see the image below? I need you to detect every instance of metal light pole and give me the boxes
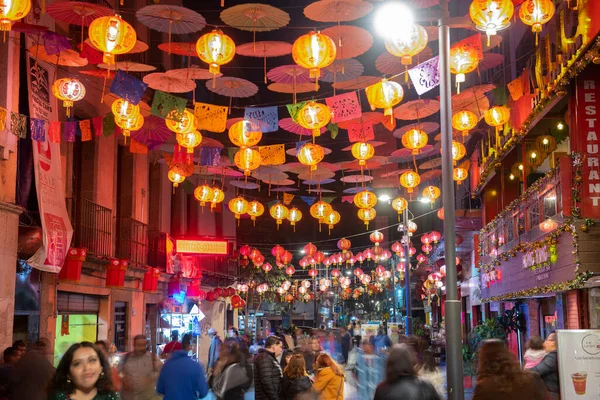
[439,0,464,397]
[403,207,412,335]
[391,257,397,322]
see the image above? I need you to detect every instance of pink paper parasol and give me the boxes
[279,118,326,136]
[452,84,494,118]
[393,122,440,138]
[166,66,220,80]
[85,38,149,54]
[421,169,442,181]
[340,174,374,183]
[230,180,261,190]
[136,5,206,42]
[267,65,312,85]
[271,187,298,192]
[394,99,440,120]
[28,45,88,67]
[321,25,373,60]
[79,69,116,79]
[220,4,290,38]
[390,145,437,161]
[197,166,243,177]
[308,188,335,194]
[207,77,258,98]
[304,0,373,22]
[375,47,434,75]
[297,168,336,181]
[130,115,173,150]
[236,41,293,83]
[320,58,364,83]
[143,73,196,93]
[479,53,504,71]
[268,82,318,103]
[337,112,385,129]
[47,1,113,48]
[419,158,442,170]
[98,61,156,72]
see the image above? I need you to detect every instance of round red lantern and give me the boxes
[391,241,402,256]
[214,287,224,297]
[285,266,296,276]
[313,251,325,264]
[375,265,386,276]
[308,268,318,278]
[337,238,351,253]
[422,244,433,254]
[206,291,217,302]
[239,245,251,258]
[262,263,273,273]
[353,268,363,277]
[331,268,341,277]
[282,251,293,264]
[417,254,427,263]
[437,209,444,220]
[430,231,441,243]
[271,245,285,258]
[304,243,317,256]
[369,231,384,246]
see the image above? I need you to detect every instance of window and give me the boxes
[114,302,127,352]
[506,216,515,243]
[543,190,557,218]
[528,200,540,231]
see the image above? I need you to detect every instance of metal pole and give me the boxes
[439,2,464,398]
[391,257,397,322]
[403,207,412,335]
[313,277,318,328]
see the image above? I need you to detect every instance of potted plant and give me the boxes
[462,344,475,389]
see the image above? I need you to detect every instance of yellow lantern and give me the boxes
[422,185,441,204]
[535,135,557,154]
[310,201,332,222]
[292,31,336,81]
[269,202,289,228]
[450,45,479,93]
[297,143,325,171]
[451,140,467,164]
[228,120,262,148]
[112,98,140,121]
[52,78,86,117]
[166,109,195,134]
[526,149,543,168]
[357,208,376,229]
[0,0,31,33]
[391,197,408,220]
[195,29,236,75]
[296,101,331,137]
[453,167,469,184]
[176,130,203,154]
[401,129,428,155]
[452,110,478,138]
[247,200,265,225]
[234,148,261,176]
[469,0,514,46]
[365,79,404,119]
[325,210,340,233]
[168,168,185,188]
[484,106,510,137]
[228,196,249,219]
[519,0,555,45]
[399,170,421,193]
[115,113,143,139]
[384,24,428,66]
[351,142,375,167]
[210,187,225,209]
[88,15,137,65]
[354,190,377,209]
[287,207,303,231]
[194,184,214,207]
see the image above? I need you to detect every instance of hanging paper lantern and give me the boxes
[296,101,331,137]
[112,98,140,121]
[88,15,137,65]
[194,184,214,206]
[451,110,478,138]
[357,208,376,229]
[247,200,265,224]
[518,0,555,45]
[401,129,428,155]
[272,245,285,258]
[421,234,432,245]
[391,241,403,256]
[331,268,341,278]
[195,29,236,75]
[262,263,272,273]
[0,0,31,33]
[292,31,336,80]
[469,0,514,46]
[115,113,144,138]
[430,231,441,243]
[422,244,433,254]
[365,79,404,118]
[437,208,444,220]
[52,78,86,117]
[308,268,318,278]
[535,135,557,154]
[370,231,384,246]
[228,120,262,148]
[453,167,469,184]
[166,108,195,135]
[299,257,309,269]
[176,130,203,154]
[384,24,428,65]
[391,196,408,219]
[234,147,262,176]
[417,254,427,263]
[210,187,225,209]
[363,248,374,260]
[399,170,421,193]
[297,143,325,171]
[168,168,185,188]
[270,203,289,227]
[325,210,340,233]
[353,190,377,209]
[228,196,248,219]
[450,45,479,93]
[304,243,317,256]
[282,250,293,264]
[313,251,326,264]
[407,221,417,233]
[353,268,363,277]
[422,186,441,203]
[337,238,351,253]
[451,141,467,164]
[526,149,543,168]
[287,207,303,230]
[351,142,375,167]
[310,201,332,222]
[484,106,510,134]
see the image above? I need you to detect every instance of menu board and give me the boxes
[557,330,600,399]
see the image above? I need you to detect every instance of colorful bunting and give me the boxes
[194,102,228,133]
[328,122,339,139]
[227,147,237,164]
[199,147,221,166]
[325,92,361,123]
[322,196,335,204]
[80,120,92,141]
[64,121,77,142]
[259,144,286,165]
[408,56,440,96]
[347,120,375,142]
[151,90,187,119]
[286,101,307,123]
[48,121,61,143]
[129,139,148,154]
[110,70,148,106]
[244,106,279,133]
[10,113,26,138]
[341,195,354,203]
[283,193,295,205]
[300,196,317,206]
[30,118,46,142]
[92,116,103,137]
[103,114,116,138]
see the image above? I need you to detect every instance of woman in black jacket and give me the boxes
[211,339,253,400]
[529,333,560,399]
[373,344,440,400]
[280,354,313,399]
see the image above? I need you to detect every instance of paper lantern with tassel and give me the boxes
[228,196,248,219]
[353,189,377,209]
[384,24,428,66]
[310,200,332,223]
[234,147,261,176]
[228,120,262,148]
[401,129,428,155]
[296,101,331,137]
[176,130,203,154]
[391,197,408,220]
[519,0,555,46]
[210,187,225,209]
[194,184,214,207]
[0,0,31,34]
[365,79,404,119]
[451,140,467,164]
[422,185,441,204]
[325,210,340,234]
[399,170,421,193]
[469,0,514,46]
[270,202,289,228]
[535,134,557,154]
[450,45,479,93]
[287,207,302,231]
[52,78,86,117]
[115,113,143,140]
[452,109,478,138]
[484,106,510,135]
[195,29,236,76]
[88,15,137,65]
[292,31,336,84]
[168,168,185,188]
[112,98,139,121]
[297,143,325,171]
[166,108,195,135]
[453,167,469,184]
[357,207,376,229]
[351,142,375,167]
[247,200,265,225]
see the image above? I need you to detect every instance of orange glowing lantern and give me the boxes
[401,129,428,155]
[297,143,325,171]
[370,231,384,246]
[357,207,376,229]
[337,238,351,253]
[166,108,195,134]
[0,0,30,34]
[325,210,340,233]
[292,31,336,82]
[228,120,262,148]
[195,29,236,76]
[353,190,377,209]
[269,202,289,228]
[52,78,86,117]
[247,200,265,225]
[234,147,261,176]
[384,24,428,66]
[451,140,467,165]
[450,45,479,93]
[469,0,514,46]
[310,201,332,222]
[176,130,203,154]
[115,113,143,139]
[399,170,421,193]
[437,208,444,220]
[210,187,225,209]
[228,196,248,219]
[535,135,557,154]
[112,98,139,121]
[407,221,418,233]
[365,79,404,119]
[453,167,469,184]
[452,110,478,138]
[194,184,214,206]
[287,207,302,231]
[422,186,441,204]
[392,196,408,220]
[484,106,510,135]
[519,0,555,45]
[167,168,185,188]
[296,101,331,137]
[351,142,375,167]
[88,15,137,65]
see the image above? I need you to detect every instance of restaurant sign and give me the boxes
[175,239,229,255]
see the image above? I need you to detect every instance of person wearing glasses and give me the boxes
[254,336,284,400]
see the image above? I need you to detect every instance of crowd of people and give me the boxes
[0,326,562,400]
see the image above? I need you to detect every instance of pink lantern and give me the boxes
[430,272,442,282]
[349,256,356,265]
[276,260,285,269]
[353,268,363,277]
[331,268,341,277]
[304,243,317,256]
[417,254,427,263]
[239,245,251,258]
[299,257,309,268]
[302,280,311,288]
[337,238,351,253]
[409,247,416,256]
[361,275,371,285]
[421,234,432,245]
[422,244,433,254]
[391,241,403,256]
[396,263,405,272]
[319,284,327,292]
[262,263,272,273]
[254,254,265,265]
[355,253,365,264]
[375,265,386,276]
[271,245,285,258]
[336,253,344,264]
[430,231,441,243]
[324,258,332,267]
[282,250,293,264]
[249,248,261,261]
[369,231,384,246]
[363,248,374,260]
[277,287,286,294]
[384,270,392,279]
[299,286,307,294]
[308,268,318,278]
[314,251,325,264]
[285,266,296,276]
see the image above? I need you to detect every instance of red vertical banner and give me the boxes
[574,65,600,218]
[559,156,573,217]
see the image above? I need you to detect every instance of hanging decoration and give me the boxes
[292,31,337,88]
[287,207,303,231]
[247,200,265,225]
[484,105,510,138]
[195,29,236,76]
[392,197,408,220]
[52,78,86,117]
[365,79,404,121]
[88,15,137,65]
[235,147,262,176]
[112,98,140,121]
[353,189,377,209]
[325,210,340,234]
[297,142,325,171]
[168,168,186,188]
[401,129,428,155]
[384,24,428,75]
[210,187,225,209]
[228,196,249,220]
[269,202,290,228]
[310,200,333,231]
[357,207,376,229]
[175,130,203,155]
[469,0,514,46]
[422,185,441,204]
[399,170,421,193]
[451,140,467,165]
[228,120,262,147]
[453,166,469,184]
[351,142,375,169]
[115,112,144,141]
[451,109,478,139]
[295,101,331,138]
[535,134,557,154]
[166,108,195,135]
[0,0,31,35]
[450,43,479,93]
[194,184,213,207]
[518,0,555,45]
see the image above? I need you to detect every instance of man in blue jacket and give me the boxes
[157,333,208,400]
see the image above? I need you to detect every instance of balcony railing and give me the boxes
[116,217,149,266]
[148,231,168,270]
[73,199,113,258]
[480,166,564,264]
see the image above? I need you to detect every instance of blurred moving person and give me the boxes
[210,340,252,400]
[523,336,546,369]
[11,339,54,400]
[529,333,560,399]
[313,353,344,400]
[119,335,162,400]
[255,336,284,400]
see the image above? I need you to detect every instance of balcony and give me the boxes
[72,198,113,258]
[116,217,149,266]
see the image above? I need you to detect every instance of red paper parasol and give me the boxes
[98,61,156,72]
[304,0,373,22]
[47,1,113,47]
[130,115,173,150]
[226,117,243,129]
[421,169,442,181]
[321,25,373,60]
[166,66,220,80]
[136,5,206,43]
[85,38,149,54]
[332,76,380,90]
[158,42,196,56]
[340,174,374,183]
[11,22,48,34]
[236,41,293,83]
[375,47,434,75]
[28,45,88,67]
[419,159,442,171]
[279,118,327,136]
[394,99,440,120]
[78,69,116,79]
[452,84,494,118]
[321,58,364,83]
[220,4,290,37]
[478,53,504,71]
[390,145,437,161]
[207,77,258,99]
[254,172,289,183]
[380,168,411,178]
[143,72,196,93]
[266,178,296,186]
[393,122,440,138]
[271,187,298,192]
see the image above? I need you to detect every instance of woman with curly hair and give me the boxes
[474,339,547,400]
[48,342,119,400]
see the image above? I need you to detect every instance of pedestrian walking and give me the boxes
[11,339,54,400]
[0,347,20,400]
[160,331,182,360]
[254,336,284,400]
[529,333,560,399]
[210,339,252,400]
[313,353,344,400]
[95,341,121,392]
[207,328,223,373]
[280,354,313,400]
[119,335,162,400]
[340,328,351,364]
[47,342,119,400]
[156,334,208,400]
[417,350,445,397]
[523,336,546,369]
[475,339,547,400]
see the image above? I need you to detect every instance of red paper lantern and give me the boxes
[375,265,386,275]
[197,289,207,301]
[417,254,427,263]
[370,231,384,246]
[285,266,296,276]
[391,241,403,256]
[262,263,273,273]
[239,245,251,258]
[421,234,432,245]
[422,244,433,254]
[337,238,351,253]
[240,258,249,268]
[304,243,317,256]
[106,258,127,288]
[206,291,217,302]
[168,275,183,296]
[331,268,341,277]
[142,267,160,293]
[231,294,242,308]
[249,248,262,261]
[271,245,285,258]
[214,287,224,297]
[282,251,293,264]
[437,209,444,220]
[313,251,325,264]
[430,231,441,243]
[308,268,318,277]
[59,248,87,283]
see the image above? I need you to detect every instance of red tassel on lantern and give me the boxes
[142,267,160,293]
[106,259,128,288]
[59,248,87,283]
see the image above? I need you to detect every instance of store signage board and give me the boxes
[175,239,228,255]
[557,330,600,399]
